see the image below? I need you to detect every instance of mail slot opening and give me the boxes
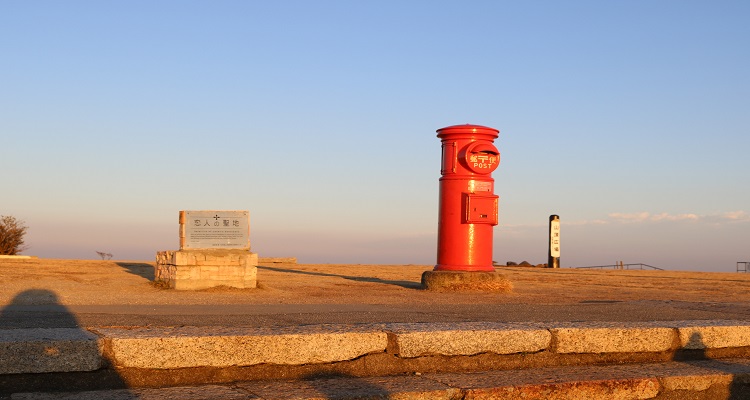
[470,143,499,156]
[460,142,500,174]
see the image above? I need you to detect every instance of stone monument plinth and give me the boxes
[155,210,258,290]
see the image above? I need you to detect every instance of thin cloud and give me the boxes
[497,211,749,232]
[608,212,700,223]
[607,212,651,223]
[719,211,750,221]
[564,219,608,226]
[607,211,748,224]
[651,213,700,222]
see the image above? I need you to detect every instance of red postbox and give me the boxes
[435,124,500,272]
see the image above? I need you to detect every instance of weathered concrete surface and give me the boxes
[5,321,750,375]
[672,320,750,349]
[10,385,258,400]
[11,359,750,399]
[237,375,461,400]
[427,359,750,399]
[0,328,101,374]
[386,322,550,357]
[94,325,388,369]
[550,322,675,354]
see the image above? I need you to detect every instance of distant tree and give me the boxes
[0,216,28,255]
[96,251,113,260]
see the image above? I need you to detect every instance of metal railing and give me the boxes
[575,263,664,271]
[738,262,750,273]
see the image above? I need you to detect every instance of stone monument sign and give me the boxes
[155,210,258,290]
[180,210,250,250]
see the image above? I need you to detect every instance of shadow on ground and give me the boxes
[116,262,155,280]
[674,331,750,399]
[0,289,130,396]
[258,265,422,290]
[239,372,400,399]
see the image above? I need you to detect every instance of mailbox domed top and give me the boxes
[436,124,499,139]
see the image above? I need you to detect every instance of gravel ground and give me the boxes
[1,258,749,307]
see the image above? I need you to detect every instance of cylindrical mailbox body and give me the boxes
[435,124,500,272]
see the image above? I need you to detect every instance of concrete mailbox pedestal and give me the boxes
[155,210,258,290]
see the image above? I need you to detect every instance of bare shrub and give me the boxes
[0,216,29,255]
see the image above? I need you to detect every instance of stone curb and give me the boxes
[2,320,750,374]
[385,322,551,357]
[11,358,750,399]
[94,325,388,369]
[0,329,101,374]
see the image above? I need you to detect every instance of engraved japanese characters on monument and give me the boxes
[180,210,249,250]
[155,210,258,290]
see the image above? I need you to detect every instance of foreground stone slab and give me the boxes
[5,321,750,381]
[387,322,550,358]
[12,359,750,399]
[11,385,257,400]
[656,358,750,391]
[427,359,750,400]
[672,320,750,349]
[431,371,660,400]
[238,375,460,400]
[0,328,101,374]
[94,325,388,369]
[550,322,675,354]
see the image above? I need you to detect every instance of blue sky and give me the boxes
[2,1,748,271]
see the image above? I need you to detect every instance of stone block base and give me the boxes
[155,250,258,290]
[421,271,513,292]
